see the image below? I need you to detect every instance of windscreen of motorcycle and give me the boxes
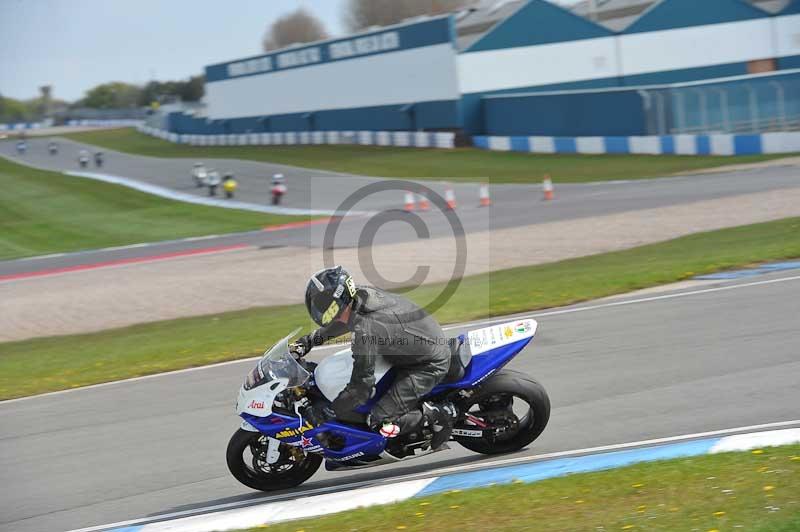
[243,328,309,391]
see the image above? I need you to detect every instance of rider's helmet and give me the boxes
[194,162,203,167]
[305,266,357,326]
[272,173,284,184]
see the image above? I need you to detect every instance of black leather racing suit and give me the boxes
[304,286,451,433]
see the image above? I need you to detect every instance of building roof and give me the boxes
[566,0,789,31]
[453,0,788,49]
[455,0,529,49]
[779,0,800,13]
[622,0,769,34]
[458,0,613,52]
[568,0,653,30]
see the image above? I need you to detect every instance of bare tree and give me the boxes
[262,8,329,52]
[344,0,470,32]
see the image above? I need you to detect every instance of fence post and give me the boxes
[744,84,759,133]
[692,88,709,133]
[637,89,654,135]
[768,80,787,131]
[714,88,731,133]
[653,91,667,135]
[672,90,686,134]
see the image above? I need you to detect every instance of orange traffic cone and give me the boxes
[417,193,430,211]
[404,191,416,212]
[543,175,554,201]
[445,185,457,210]
[479,183,491,207]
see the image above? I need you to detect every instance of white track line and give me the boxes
[4,233,237,263]
[3,272,798,406]
[65,419,800,532]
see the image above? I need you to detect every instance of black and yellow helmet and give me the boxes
[305,266,357,326]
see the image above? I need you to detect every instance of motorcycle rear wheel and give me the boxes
[454,369,550,455]
[226,429,322,491]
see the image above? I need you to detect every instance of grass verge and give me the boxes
[62,128,792,184]
[1,217,799,400]
[0,156,308,260]
[238,444,800,532]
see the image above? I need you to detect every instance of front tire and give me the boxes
[454,369,550,455]
[226,429,322,491]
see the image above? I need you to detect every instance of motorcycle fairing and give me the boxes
[241,412,386,460]
[430,335,535,393]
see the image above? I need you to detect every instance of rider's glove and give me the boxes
[289,341,307,357]
[291,333,318,357]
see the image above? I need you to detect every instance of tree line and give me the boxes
[262,0,470,51]
[3,1,469,123]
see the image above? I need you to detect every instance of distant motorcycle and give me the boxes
[227,319,550,491]
[271,174,287,205]
[192,163,208,188]
[207,169,221,196]
[48,142,58,155]
[78,150,90,168]
[94,152,104,168]
[16,141,27,155]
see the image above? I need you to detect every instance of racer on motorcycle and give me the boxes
[293,266,456,449]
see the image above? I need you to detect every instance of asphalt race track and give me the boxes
[1,271,798,532]
[2,136,799,278]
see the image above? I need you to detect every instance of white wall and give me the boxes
[774,13,800,59]
[458,16,792,96]
[457,36,619,94]
[206,43,459,119]
[619,18,774,77]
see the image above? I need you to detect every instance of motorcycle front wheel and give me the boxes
[453,369,550,455]
[226,429,322,491]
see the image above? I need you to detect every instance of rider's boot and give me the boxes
[423,401,457,450]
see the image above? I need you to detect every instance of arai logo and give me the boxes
[248,400,265,409]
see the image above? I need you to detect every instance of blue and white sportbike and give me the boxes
[226,319,550,491]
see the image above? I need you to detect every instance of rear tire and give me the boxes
[226,429,322,491]
[454,369,550,455]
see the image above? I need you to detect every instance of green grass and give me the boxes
[238,444,800,532]
[1,217,799,400]
[0,156,308,260]
[63,128,793,184]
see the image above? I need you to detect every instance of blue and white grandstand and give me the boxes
[143,0,800,154]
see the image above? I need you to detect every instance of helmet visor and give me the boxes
[310,292,340,325]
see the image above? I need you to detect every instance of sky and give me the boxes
[0,0,584,103]
[0,0,347,102]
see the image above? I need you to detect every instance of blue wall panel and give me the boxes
[206,17,455,82]
[509,136,530,151]
[167,100,459,135]
[483,89,646,137]
[461,77,619,135]
[604,137,630,153]
[779,54,800,70]
[624,0,767,34]
[554,137,577,153]
[696,135,711,155]
[734,134,762,154]
[660,136,676,154]
[621,61,749,86]
[466,0,611,52]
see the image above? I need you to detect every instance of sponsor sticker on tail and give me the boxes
[467,319,537,355]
